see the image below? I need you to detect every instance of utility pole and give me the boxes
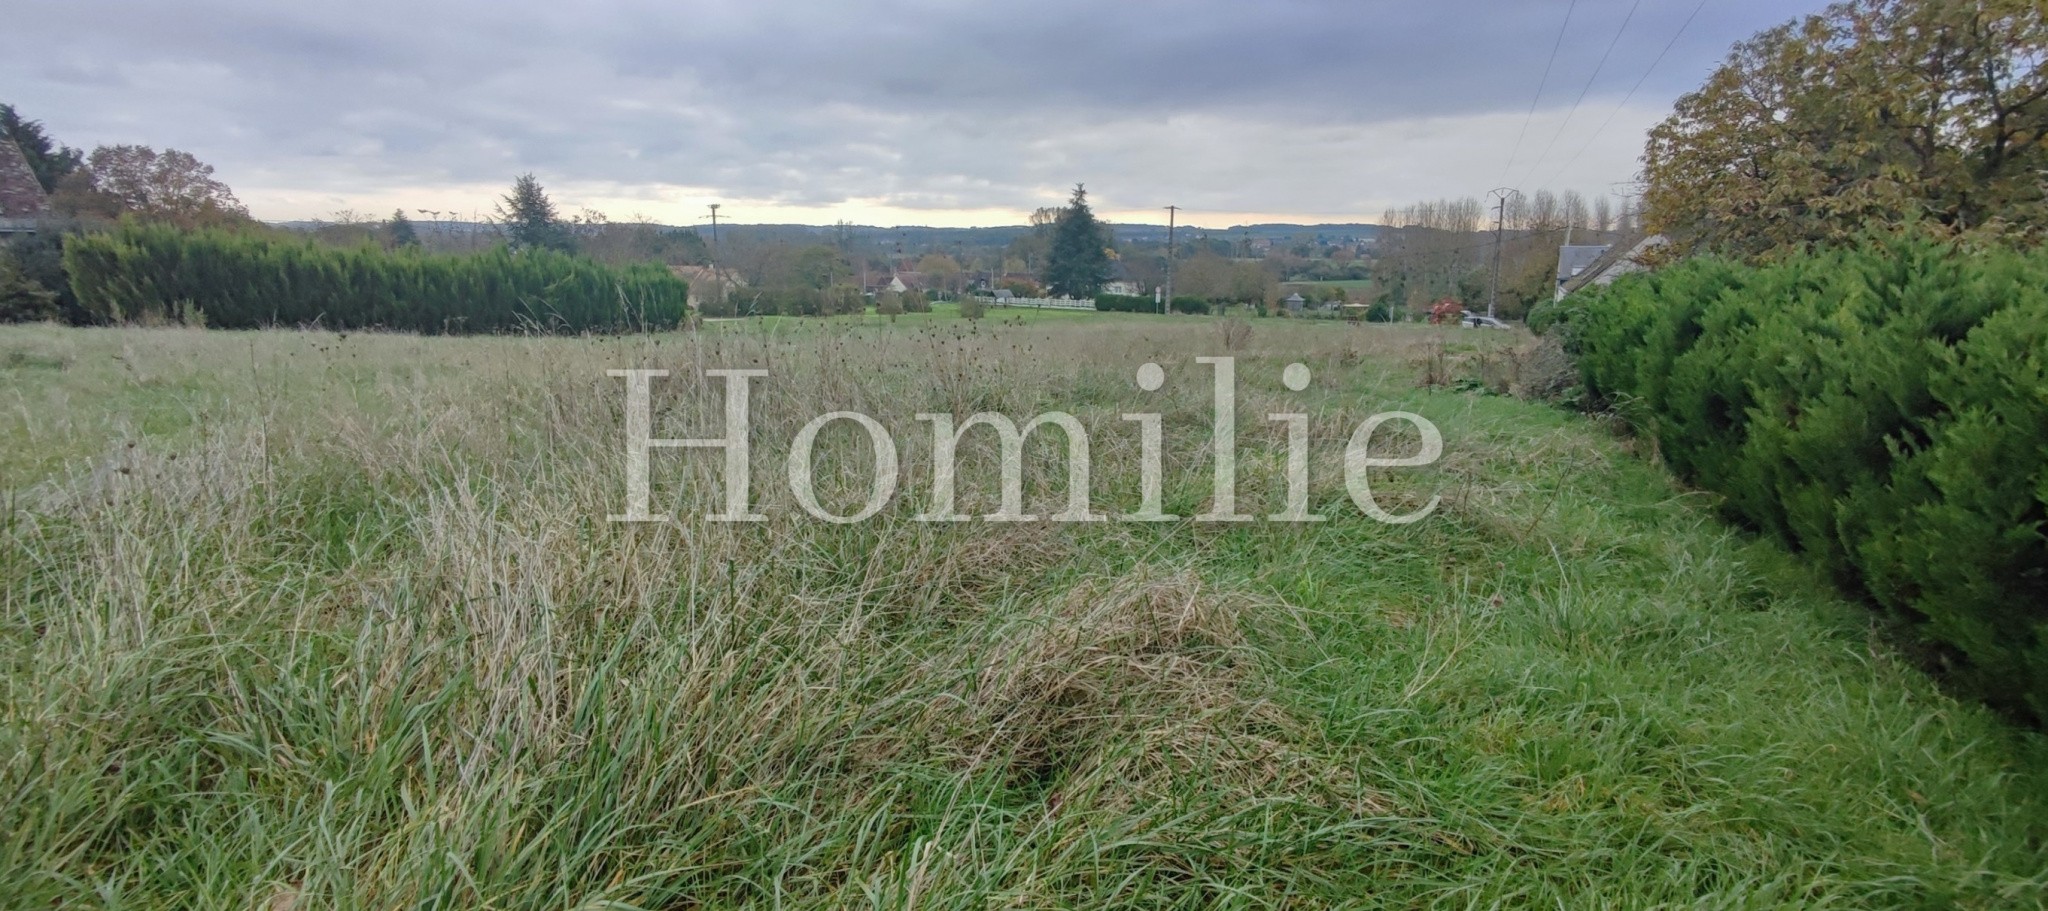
[707,204,722,257]
[1164,205,1179,314]
[1485,187,1518,320]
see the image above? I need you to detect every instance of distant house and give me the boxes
[1556,234,1671,300]
[867,271,928,296]
[1555,244,1611,301]
[0,138,49,237]
[1103,280,1141,296]
[671,265,745,311]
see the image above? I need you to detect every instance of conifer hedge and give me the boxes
[1544,238,2048,722]
[63,223,689,333]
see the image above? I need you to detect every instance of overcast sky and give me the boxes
[4,0,1831,228]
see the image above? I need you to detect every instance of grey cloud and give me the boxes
[3,0,1837,222]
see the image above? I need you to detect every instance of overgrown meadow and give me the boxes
[2,318,2044,909]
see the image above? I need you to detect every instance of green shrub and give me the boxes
[1095,293,1158,313]
[1563,237,2048,722]
[826,285,866,316]
[0,250,59,322]
[1170,296,1211,315]
[63,223,687,333]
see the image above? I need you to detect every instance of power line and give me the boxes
[1536,0,1711,191]
[1517,0,1644,189]
[1499,0,1581,186]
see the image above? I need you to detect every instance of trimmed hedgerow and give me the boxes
[64,223,688,333]
[1546,237,2048,723]
[1094,293,1159,313]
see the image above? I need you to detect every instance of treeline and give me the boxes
[1540,238,2048,723]
[63,223,689,332]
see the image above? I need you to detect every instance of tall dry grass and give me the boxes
[3,320,2043,908]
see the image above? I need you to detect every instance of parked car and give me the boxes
[1461,314,1511,329]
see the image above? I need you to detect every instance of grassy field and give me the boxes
[2,319,2045,909]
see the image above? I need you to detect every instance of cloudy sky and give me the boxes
[5,0,1830,228]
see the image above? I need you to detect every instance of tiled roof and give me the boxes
[1559,234,1670,296]
[0,139,49,220]
[1555,244,1610,283]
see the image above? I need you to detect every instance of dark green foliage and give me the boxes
[957,295,985,320]
[1042,184,1110,298]
[0,249,58,322]
[385,209,419,248]
[496,174,575,254]
[1170,296,1211,315]
[901,290,931,314]
[62,223,687,333]
[1,224,92,324]
[1094,293,1159,314]
[1555,237,2048,722]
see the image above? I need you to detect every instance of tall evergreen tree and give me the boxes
[0,103,83,194]
[386,209,420,248]
[1042,184,1111,298]
[496,173,575,253]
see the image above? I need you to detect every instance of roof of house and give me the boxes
[1559,234,1671,296]
[1556,244,1611,283]
[0,138,50,221]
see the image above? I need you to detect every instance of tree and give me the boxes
[1175,252,1232,302]
[916,252,964,295]
[61,145,248,228]
[790,245,850,290]
[386,209,420,248]
[497,173,575,253]
[1041,184,1111,298]
[310,209,378,247]
[0,104,83,193]
[580,216,709,267]
[1643,0,2048,258]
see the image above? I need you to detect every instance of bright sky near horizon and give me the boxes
[5,0,1834,228]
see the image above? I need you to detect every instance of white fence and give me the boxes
[976,295,1098,311]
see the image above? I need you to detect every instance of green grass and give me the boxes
[1,320,2043,909]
